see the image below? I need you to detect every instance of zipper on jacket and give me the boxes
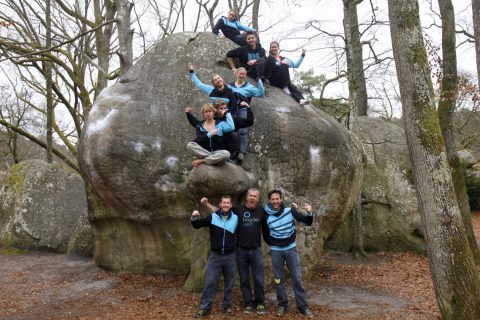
[222,218,226,255]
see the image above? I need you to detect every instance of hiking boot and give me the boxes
[299,99,309,106]
[277,305,287,316]
[256,304,267,314]
[244,306,254,314]
[194,309,210,318]
[223,307,234,316]
[298,307,313,318]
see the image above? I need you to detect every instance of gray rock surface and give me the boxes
[79,32,364,282]
[0,160,91,254]
[326,117,424,253]
[457,149,476,168]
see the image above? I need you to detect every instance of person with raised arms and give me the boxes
[191,195,238,318]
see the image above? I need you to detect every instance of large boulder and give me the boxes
[326,117,424,252]
[0,160,91,254]
[79,32,363,282]
[465,165,480,211]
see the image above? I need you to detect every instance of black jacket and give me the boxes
[191,210,238,255]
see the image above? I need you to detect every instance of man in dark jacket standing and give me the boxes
[262,189,314,318]
[191,195,238,318]
[201,188,267,315]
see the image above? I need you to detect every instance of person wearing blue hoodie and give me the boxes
[262,189,314,318]
[227,67,264,161]
[212,9,257,46]
[185,104,234,167]
[188,64,237,113]
[265,41,309,105]
[191,195,238,318]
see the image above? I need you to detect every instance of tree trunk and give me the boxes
[45,0,53,163]
[388,0,480,318]
[252,0,260,30]
[473,0,480,87]
[343,0,368,117]
[116,0,134,77]
[351,194,367,259]
[437,0,480,265]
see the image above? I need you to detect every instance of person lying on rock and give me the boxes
[185,103,233,167]
[188,64,237,114]
[226,32,267,84]
[212,9,259,46]
[200,188,268,315]
[227,67,264,161]
[191,195,238,318]
[262,189,314,318]
[264,41,309,106]
[213,100,254,163]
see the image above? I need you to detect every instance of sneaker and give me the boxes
[282,86,291,95]
[223,307,234,316]
[298,307,313,318]
[237,152,245,162]
[194,309,210,318]
[256,304,267,314]
[244,306,254,314]
[277,306,287,316]
[299,99,309,106]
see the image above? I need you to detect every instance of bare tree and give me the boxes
[388,0,480,317]
[473,0,480,86]
[437,0,480,264]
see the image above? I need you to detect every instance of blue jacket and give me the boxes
[186,112,234,151]
[228,80,264,107]
[262,203,313,251]
[189,71,236,111]
[192,209,238,255]
[274,54,305,68]
[212,16,256,40]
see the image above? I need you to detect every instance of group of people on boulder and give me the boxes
[184,9,315,319]
[186,9,308,166]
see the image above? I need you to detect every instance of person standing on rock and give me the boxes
[264,41,309,105]
[226,32,267,82]
[212,9,258,46]
[227,67,264,161]
[213,100,255,163]
[262,189,314,318]
[191,195,238,318]
[201,188,267,315]
[188,64,237,114]
[185,104,233,167]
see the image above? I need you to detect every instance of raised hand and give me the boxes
[302,48,306,55]
[191,210,200,218]
[188,63,195,71]
[291,202,298,209]
[185,106,192,113]
[303,203,312,213]
[200,197,209,205]
[239,101,250,108]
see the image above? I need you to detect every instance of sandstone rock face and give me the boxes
[458,149,476,168]
[0,160,91,254]
[326,117,424,252]
[79,32,363,279]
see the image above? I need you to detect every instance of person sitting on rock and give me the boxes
[213,100,254,163]
[185,103,234,167]
[200,188,267,315]
[191,195,238,318]
[262,189,314,318]
[227,67,264,161]
[212,9,258,46]
[188,64,237,113]
[265,41,309,105]
[226,32,267,82]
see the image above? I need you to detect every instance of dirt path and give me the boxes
[3,210,479,320]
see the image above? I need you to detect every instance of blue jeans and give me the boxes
[200,252,236,310]
[237,108,249,155]
[270,247,308,309]
[236,246,265,307]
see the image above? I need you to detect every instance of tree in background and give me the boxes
[388,0,480,317]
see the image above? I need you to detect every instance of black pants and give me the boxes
[224,132,240,159]
[246,57,266,81]
[264,58,305,102]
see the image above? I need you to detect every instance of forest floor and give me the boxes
[1,211,479,320]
